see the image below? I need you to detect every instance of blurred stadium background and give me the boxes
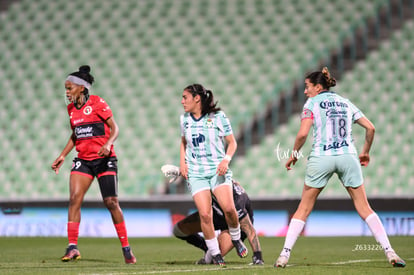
[0,0,413,238]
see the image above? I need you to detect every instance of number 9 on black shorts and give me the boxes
[71,157,119,198]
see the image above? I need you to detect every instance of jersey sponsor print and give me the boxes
[180,111,233,175]
[68,95,116,160]
[301,91,364,156]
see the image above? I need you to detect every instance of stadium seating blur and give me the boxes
[0,0,412,199]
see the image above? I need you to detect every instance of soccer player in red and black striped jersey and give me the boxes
[51,65,136,264]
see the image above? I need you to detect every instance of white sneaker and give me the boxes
[274,255,289,268]
[386,251,406,268]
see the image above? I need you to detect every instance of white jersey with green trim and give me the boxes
[180,111,233,175]
[301,91,364,156]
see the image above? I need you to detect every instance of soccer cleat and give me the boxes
[386,251,406,268]
[196,251,212,264]
[122,246,137,264]
[212,254,226,267]
[274,255,289,268]
[232,239,248,258]
[252,255,264,265]
[195,258,207,265]
[61,245,81,262]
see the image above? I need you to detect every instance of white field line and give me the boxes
[82,258,414,275]
[82,265,249,275]
[330,257,414,265]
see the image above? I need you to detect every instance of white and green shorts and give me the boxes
[187,170,233,196]
[305,154,363,189]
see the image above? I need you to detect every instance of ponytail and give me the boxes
[185,84,221,115]
[306,67,336,89]
[321,67,336,88]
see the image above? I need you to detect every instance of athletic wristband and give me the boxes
[224,155,232,161]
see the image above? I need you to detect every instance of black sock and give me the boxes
[177,234,208,252]
[253,251,263,260]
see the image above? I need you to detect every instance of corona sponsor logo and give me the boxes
[320,101,348,109]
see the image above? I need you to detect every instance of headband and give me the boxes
[66,75,92,90]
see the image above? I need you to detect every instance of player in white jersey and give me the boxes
[274,68,405,268]
[180,84,248,267]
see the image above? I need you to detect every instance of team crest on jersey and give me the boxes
[83,106,92,115]
[205,118,214,128]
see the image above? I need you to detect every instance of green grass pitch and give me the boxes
[0,236,412,274]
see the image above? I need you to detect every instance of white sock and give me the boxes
[205,237,221,256]
[365,213,393,253]
[204,250,213,264]
[229,224,241,241]
[280,218,305,257]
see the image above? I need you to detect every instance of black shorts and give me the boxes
[71,157,118,198]
[212,212,247,241]
[211,186,252,241]
[212,209,249,241]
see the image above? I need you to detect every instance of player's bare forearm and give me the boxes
[292,135,307,153]
[292,119,312,153]
[52,133,75,174]
[105,116,119,146]
[217,134,237,175]
[98,117,118,157]
[240,215,261,252]
[224,134,237,158]
[356,117,375,154]
[179,137,188,178]
[362,126,375,154]
[60,133,76,157]
[180,138,186,165]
